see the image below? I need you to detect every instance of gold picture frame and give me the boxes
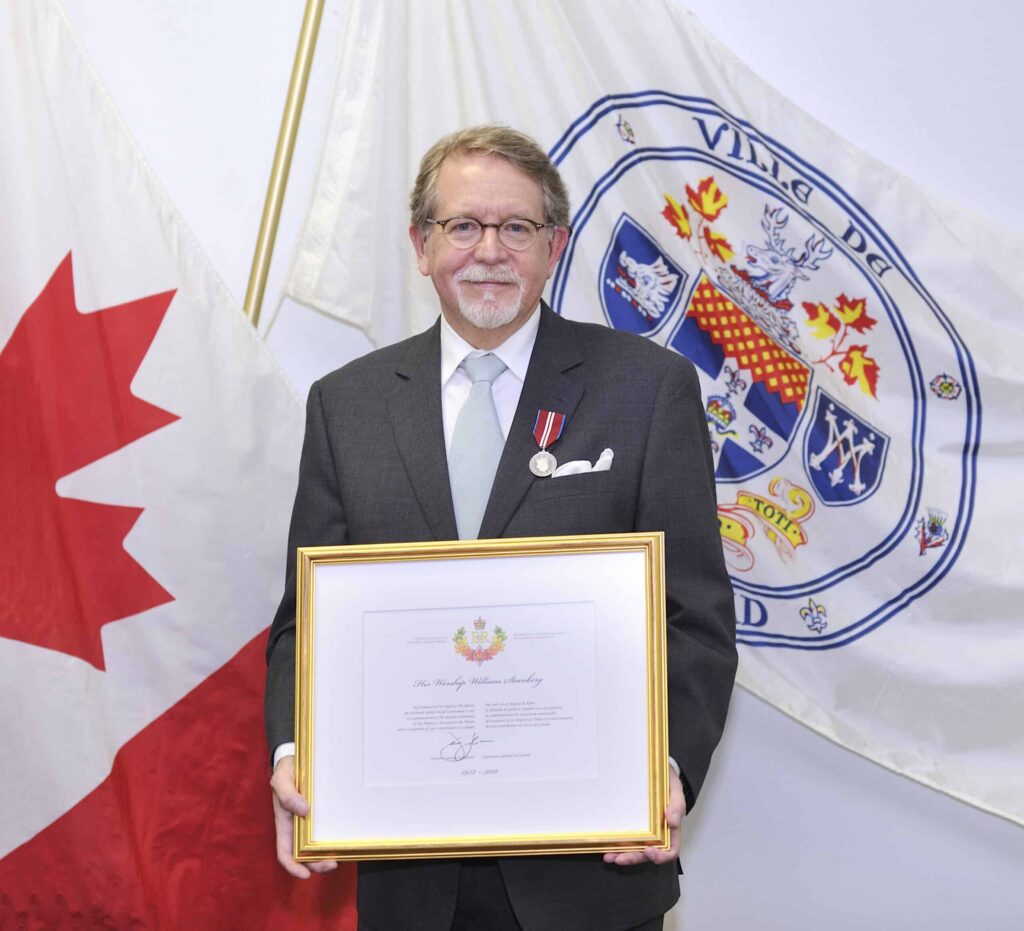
[294,531,668,861]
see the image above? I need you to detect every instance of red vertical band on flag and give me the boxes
[0,632,357,930]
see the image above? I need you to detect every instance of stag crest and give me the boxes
[745,207,832,304]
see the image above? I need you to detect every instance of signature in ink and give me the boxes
[439,733,485,762]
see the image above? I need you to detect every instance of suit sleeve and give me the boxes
[636,353,737,807]
[264,380,349,757]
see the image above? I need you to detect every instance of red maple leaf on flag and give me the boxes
[0,253,178,669]
[833,293,877,333]
[839,345,881,398]
[661,193,692,240]
[701,225,735,262]
[685,176,729,222]
[802,300,841,340]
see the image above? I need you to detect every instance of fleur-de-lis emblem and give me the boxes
[749,424,773,455]
[723,364,747,396]
[800,598,828,633]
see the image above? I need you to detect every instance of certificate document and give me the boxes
[362,601,596,787]
[295,533,668,860]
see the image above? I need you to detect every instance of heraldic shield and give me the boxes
[600,213,686,336]
[803,388,889,506]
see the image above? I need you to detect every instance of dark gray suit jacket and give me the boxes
[266,305,737,931]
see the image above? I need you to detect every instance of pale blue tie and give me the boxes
[449,353,508,540]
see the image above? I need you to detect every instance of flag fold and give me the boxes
[285,0,1024,825]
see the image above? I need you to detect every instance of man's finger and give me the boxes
[603,850,649,866]
[270,756,310,815]
[270,755,326,878]
[656,767,686,858]
[273,792,312,879]
[607,767,686,868]
[309,860,340,874]
[273,798,338,876]
[275,789,310,818]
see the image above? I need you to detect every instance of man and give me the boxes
[266,125,737,930]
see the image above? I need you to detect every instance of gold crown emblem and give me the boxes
[473,617,487,630]
[707,398,734,429]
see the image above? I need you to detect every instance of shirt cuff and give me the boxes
[669,756,695,812]
[273,742,296,768]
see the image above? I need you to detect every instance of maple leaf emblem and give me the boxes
[685,177,728,222]
[661,193,692,240]
[663,176,735,272]
[802,292,882,396]
[833,293,877,333]
[0,254,178,669]
[701,226,735,262]
[839,345,880,397]
[803,301,841,340]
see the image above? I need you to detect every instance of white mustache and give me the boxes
[455,265,523,286]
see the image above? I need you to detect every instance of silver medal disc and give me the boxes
[529,450,557,477]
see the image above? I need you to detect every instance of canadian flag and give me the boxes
[0,1,355,926]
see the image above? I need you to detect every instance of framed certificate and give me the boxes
[294,531,669,861]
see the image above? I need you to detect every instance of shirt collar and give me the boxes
[439,305,541,387]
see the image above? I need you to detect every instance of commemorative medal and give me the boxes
[530,410,566,476]
[529,450,557,477]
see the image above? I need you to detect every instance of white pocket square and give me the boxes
[550,448,614,478]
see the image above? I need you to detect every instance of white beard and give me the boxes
[454,265,526,330]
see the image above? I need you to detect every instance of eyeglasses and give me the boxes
[426,216,563,251]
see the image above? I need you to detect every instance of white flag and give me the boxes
[286,0,1024,825]
[0,0,355,924]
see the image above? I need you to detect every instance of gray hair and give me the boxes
[409,125,571,230]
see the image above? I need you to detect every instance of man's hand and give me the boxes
[602,766,686,867]
[270,755,339,879]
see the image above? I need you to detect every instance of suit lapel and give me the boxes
[386,322,459,541]
[479,306,584,539]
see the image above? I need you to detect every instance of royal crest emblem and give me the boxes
[453,617,507,666]
[549,92,978,648]
[706,393,738,436]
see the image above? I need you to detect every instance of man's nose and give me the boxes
[472,225,507,261]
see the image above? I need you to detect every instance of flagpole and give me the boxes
[243,0,326,328]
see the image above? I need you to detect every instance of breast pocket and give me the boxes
[507,472,625,537]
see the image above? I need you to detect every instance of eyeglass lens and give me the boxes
[441,218,543,251]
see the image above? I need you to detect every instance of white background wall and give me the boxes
[59,2,1023,927]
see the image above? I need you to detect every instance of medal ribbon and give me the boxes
[532,410,566,450]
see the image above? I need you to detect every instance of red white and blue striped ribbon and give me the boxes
[532,410,566,450]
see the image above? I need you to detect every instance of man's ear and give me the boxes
[545,226,571,277]
[409,224,431,276]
